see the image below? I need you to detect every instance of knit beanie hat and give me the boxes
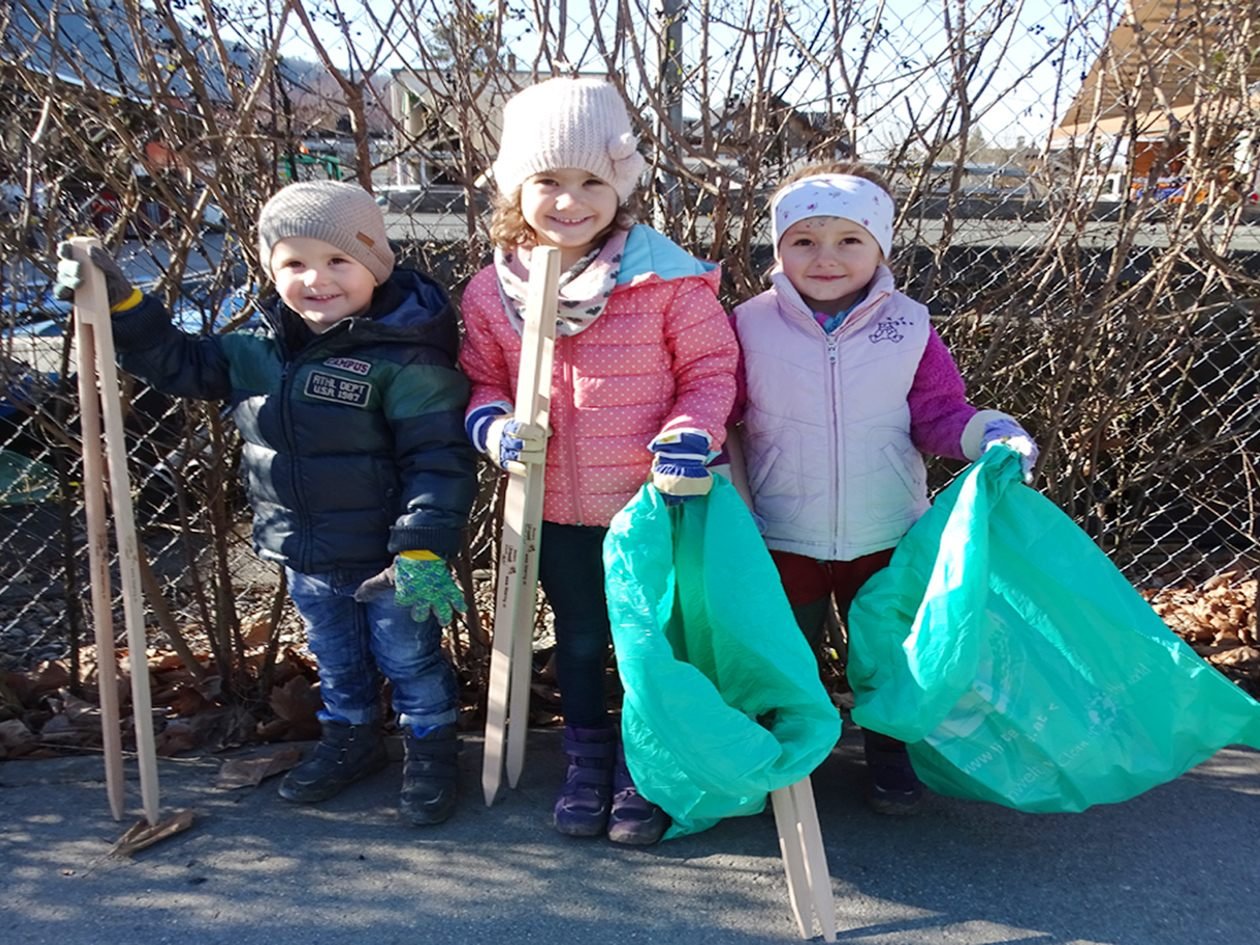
[257,180,394,284]
[490,77,646,201]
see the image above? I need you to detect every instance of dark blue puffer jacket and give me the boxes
[111,268,477,572]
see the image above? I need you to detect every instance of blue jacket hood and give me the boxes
[617,225,717,285]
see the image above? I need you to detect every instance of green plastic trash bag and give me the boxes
[848,446,1260,813]
[0,449,58,505]
[604,477,841,838]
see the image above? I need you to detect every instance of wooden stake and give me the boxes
[69,237,161,826]
[482,246,561,806]
[771,775,836,940]
[73,281,124,821]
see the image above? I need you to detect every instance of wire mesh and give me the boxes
[1,0,1257,677]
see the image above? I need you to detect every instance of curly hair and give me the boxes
[773,161,894,203]
[488,185,639,250]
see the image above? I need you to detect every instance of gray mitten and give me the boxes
[54,242,134,309]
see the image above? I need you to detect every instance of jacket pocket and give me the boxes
[746,434,803,524]
[880,442,926,509]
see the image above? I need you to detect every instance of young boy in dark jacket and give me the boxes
[55,180,478,825]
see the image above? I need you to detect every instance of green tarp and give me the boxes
[849,447,1260,813]
[604,478,841,838]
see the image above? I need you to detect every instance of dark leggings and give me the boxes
[538,522,612,727]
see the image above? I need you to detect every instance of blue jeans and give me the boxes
[538,523,611,727]
[286,566,457,730]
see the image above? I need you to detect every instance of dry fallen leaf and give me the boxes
[1208,645,1260,667]
[268,675,321,725]
[108,809,196,857]
[0,718,35,756]
[241,612,276,648]
[158,685,214,718]
[154,721,203,756]
[216,747,304,789]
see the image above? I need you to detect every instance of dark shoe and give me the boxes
[863,730,923,815]
[607,744,669,845]
[279,719,388,803]
[401,723,460,825]
[552,724,615,837]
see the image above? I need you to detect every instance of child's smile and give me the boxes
[520,168,619,269]
[778,216,884,317]
[270,236,377,332]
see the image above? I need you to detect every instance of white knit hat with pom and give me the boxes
[490,77,646,201]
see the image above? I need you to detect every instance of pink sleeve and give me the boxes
[908,326,976,461]
[456,276,516,416]
[657,280,739,450]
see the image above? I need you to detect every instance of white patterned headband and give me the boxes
[770,174,894,259]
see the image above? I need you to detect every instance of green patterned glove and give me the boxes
[394,551,465,626]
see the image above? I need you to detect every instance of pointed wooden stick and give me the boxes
[771,775,836,940]
[70,236,161,826]
[72,272,124,821]
[482,246,561,805]
[790,776,836,941]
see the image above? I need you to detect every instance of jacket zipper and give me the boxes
[280,324,345,574]
[556,338,583,525]
[277,358,308,572]
[825,332,842,556]
[826,292,891,558]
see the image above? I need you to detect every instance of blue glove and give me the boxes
[649,430,713,505]
[53,241,138,310]
[466,403,546,470]
[980,417,1039,483]
[353,551,465,625]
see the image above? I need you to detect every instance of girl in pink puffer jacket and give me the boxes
[459,77,737,846]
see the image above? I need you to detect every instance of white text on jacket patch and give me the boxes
[305,371,372,407]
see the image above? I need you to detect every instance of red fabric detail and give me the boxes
[770,547,895,616]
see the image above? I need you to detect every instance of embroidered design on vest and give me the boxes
[868,316,910,344]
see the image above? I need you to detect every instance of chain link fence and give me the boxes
[1,1,1257,692]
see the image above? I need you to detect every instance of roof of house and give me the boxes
[4,0,260,104]
[1053,0,1260,140]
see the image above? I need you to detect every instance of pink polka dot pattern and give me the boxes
[459,262,738,526]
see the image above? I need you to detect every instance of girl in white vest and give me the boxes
[729,162,1038,815]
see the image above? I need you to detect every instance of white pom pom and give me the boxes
[608,132,639,161]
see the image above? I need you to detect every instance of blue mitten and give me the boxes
[979,417,1039,483]
[466,403,546,470]
[649,430,713,505]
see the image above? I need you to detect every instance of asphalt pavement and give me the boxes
[3,724,1258,945]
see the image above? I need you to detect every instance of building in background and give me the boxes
[1050,0,1260,208]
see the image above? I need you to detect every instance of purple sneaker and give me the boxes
[552,724,615,837]
[607,744,669,845]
